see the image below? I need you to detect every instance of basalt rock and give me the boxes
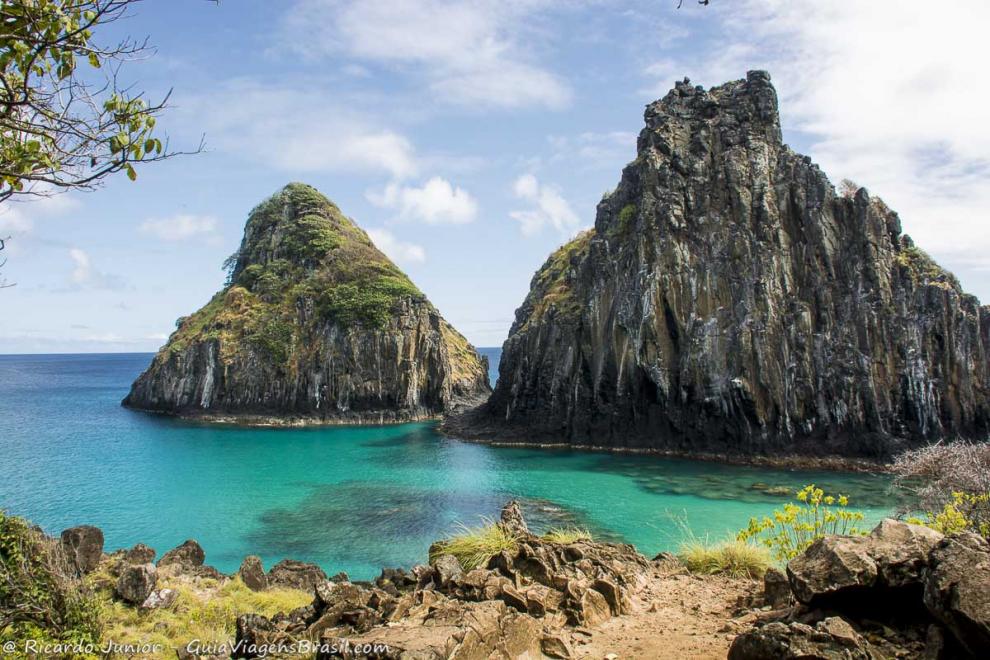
[60,525,104,575]
[455,71,990,459]
[158,539,206,568]
[116,563,157,605]
[923,532,990,655]
[124,543,156,565]
[267,559,328,591]
[238,555,268,592]
[123,183,489,425]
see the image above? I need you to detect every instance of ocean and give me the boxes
[0,351,892,579]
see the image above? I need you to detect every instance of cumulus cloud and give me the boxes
[139,214,219,241]
[510,174,580,237]
[178,79,417,179]
[67,248,126,290]
[366,228,426,265]
[642,0,990,280]
[280,0,572,109]
[367,177,478,225]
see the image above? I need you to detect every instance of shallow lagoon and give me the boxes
[0,352,893,580]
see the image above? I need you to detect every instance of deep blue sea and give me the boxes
[0,352,893,579]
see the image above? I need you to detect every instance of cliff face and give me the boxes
[473,72,990,457]
[124,183,490,423]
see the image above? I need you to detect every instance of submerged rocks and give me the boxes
[116,563,157,604]
[455,71,990,458]
[60,525,104,574]
[123,182,490,425]
[231,500,653,659]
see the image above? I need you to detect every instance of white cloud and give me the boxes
[547,131,638,169]
[642,0,990,283]
[366,228,426,265]
[179,79,417,179]
[367,177,478,225]
[67,248,126,290]
[139,214,219,241]
[510,174,581,237]
[280,0,572,109]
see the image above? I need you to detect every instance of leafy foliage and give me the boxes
[0,511,103,653]
[615,203,637,234]
[736,485,866,561]
[908,492,990,538]
[0,0,199,201]
[429,519,522,571]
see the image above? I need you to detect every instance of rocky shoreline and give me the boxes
[47,501,989,659]
[440,413,891,474]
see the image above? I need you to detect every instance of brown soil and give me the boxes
[562,561,761,660]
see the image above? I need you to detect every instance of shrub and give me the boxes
[0,511,103,652]
[736,485,866,561]
[429,518,521,570]
[893,443,990,539]
[678,539,771,579]
[542,528,592,544]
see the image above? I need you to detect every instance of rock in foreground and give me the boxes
[124,183,489,424]
[455,71,990,459]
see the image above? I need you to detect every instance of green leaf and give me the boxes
[125,163,137,181]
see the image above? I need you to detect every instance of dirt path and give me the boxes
[564,563,760,659]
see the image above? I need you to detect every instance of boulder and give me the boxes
[124,543,156,564]
[233,613,274,659]
[764,567,794,609]
[787,535,876,604]
[116,563,157,605]
[60,525,104,574]
[572,586,611,627]
[787,519,941,604]
[431,553,463,587]
[267,559,328,591]
[868,519,943,588]
[728,617,874,660]
[499,500,529,535]
[923,532,990,655]
[238,555,268,592]
[541,633,574,659]
[157,539,205,568]
[140,588,177,610]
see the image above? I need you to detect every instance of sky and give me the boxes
[1,0,989,353]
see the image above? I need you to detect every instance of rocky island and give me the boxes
[123,183,490,424]
[450,71,990,460]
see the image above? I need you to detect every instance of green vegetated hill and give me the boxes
[124,183,490,423]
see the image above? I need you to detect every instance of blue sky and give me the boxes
[2,0,988,353]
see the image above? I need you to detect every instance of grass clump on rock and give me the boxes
[542,527,593,544]
[678,539,771,579]
[429,518,522,570]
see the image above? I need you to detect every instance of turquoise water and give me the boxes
[0,353,894,580]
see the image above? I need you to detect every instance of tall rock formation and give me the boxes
[457,72,989,458]
[124,183,490,423]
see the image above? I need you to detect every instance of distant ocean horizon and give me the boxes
[0,352,892,580]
